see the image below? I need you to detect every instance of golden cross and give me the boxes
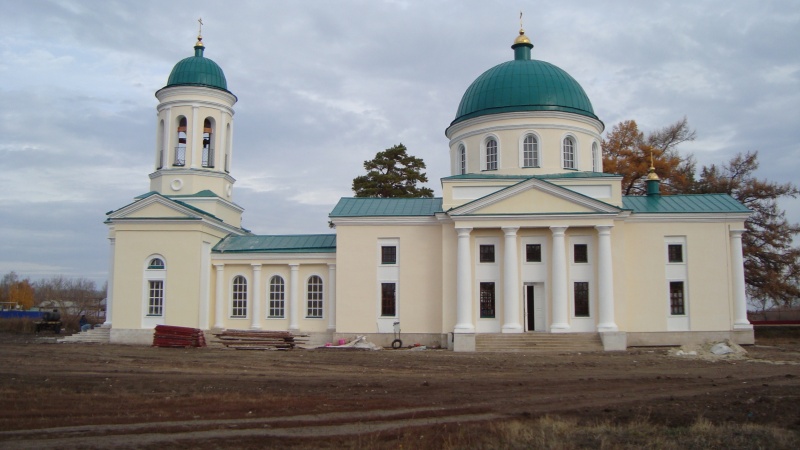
[198,17,203,37]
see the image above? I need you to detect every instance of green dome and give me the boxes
[165,44,230,92]
[452,40,598,126]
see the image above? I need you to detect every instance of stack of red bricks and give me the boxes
[152,325,207,348]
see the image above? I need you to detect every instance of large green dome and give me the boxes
[165,41,230,92]
[451,34,598,126]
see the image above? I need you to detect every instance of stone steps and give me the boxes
[475,333,604,353]
[58,327,110,344]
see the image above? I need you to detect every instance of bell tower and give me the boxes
[150,27,239,208]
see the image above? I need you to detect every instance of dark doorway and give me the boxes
[526,284,535,331]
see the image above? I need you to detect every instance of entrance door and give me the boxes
[525,283,546,331]
[525,285,536,331]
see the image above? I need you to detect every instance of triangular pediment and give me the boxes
[107,194,205,221]
[448,178,621,216]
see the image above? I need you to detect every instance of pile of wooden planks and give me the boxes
[152,325,207,348]
[213,329,308,350]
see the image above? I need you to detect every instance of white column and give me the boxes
[213,264,225,329]
[217,113,227,170]
[454,227,475,333]
[250,264,262,330]
[190,106,199,168]
[327,263,336,331]
[730,229,752,329]
[288,264,300,331]
[102,237,115,327]
[550,226,570,332]
[595,225,618,332]
[502,226,522,333]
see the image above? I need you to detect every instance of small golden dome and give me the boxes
[514,29,532,46]
[195,35,204,47]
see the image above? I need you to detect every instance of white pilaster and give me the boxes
[161,107,171,168]
[250,264,262,330]
[190,106,199,168]
[213,264,224,329]
[550,226,570,332]
[327,263,336,331]
[103,237,115,327]
[730,229,752,329]
[595,225,618,332]
[454,227,475,333]
[198,242,211,330]
[217,112,227,171]
[502,226,522,333]
[289,264,299,331]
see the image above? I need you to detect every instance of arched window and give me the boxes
[268,275,285,318]
[458,144,466,175]
[592,142,600,172]
[174,117,187,166]
[485,138,498,171]
[523,134,539,167]
[306,275,323,318]
[144,256,166,318]
[231,275,247,318]
[562,137,576,169]
[201,118,214,168]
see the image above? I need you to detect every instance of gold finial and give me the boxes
[196,17,204,47]
[514,11,532,46]
[646,152,661,181]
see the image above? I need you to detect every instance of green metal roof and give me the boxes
[452,43,598,126]
[213,234,336,253]
[330,198,444,217]
[622,194,751,214]
[164,44,230,93]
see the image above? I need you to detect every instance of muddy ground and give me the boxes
[0,331,798,449]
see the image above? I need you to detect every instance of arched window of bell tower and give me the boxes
[174,117,187,167]
[202,118,215,168]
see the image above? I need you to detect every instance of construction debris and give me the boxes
[152,325,206,348]
[669,339,748,360]
[213,329,308,350]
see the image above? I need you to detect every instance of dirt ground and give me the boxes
[0,331,798,449]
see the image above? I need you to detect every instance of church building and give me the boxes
[103,27,754,351]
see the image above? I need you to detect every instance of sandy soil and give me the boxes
[0,332,798,449]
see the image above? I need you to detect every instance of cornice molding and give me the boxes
[446,111,604,140]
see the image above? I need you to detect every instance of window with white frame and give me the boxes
[479,282,496,318]
[523,134,539,167]
[592,142,599,172]
[147,280,164,316]
[268,275,285,318]
[458,144,466,175]
[563,136,576,169]
[306,275,323,318]
[231,275,247,318]
[574,281,590,317]
[485,138,498,171]
[381,282,396,317]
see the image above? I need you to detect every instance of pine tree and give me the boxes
[352,144,434,198]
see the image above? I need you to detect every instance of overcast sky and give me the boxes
[1,0,798,285]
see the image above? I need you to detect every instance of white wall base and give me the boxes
[453,333,476,352]
[627,330,755,347]
[109,328,154,345]
[599,331,627,351]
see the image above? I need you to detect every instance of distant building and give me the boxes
[104,28,753,350]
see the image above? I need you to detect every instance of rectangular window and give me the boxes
[526,244,542,262]
[381,283,396,317]
[269,278,285,318]
[574,281,590,317]
[148,280,163,316]
[573,244,588,263]
[381,246,397,264]
[479,282,496,318]
[670,281,685,315]
[668,244,684,263]
[479,245,495,263]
